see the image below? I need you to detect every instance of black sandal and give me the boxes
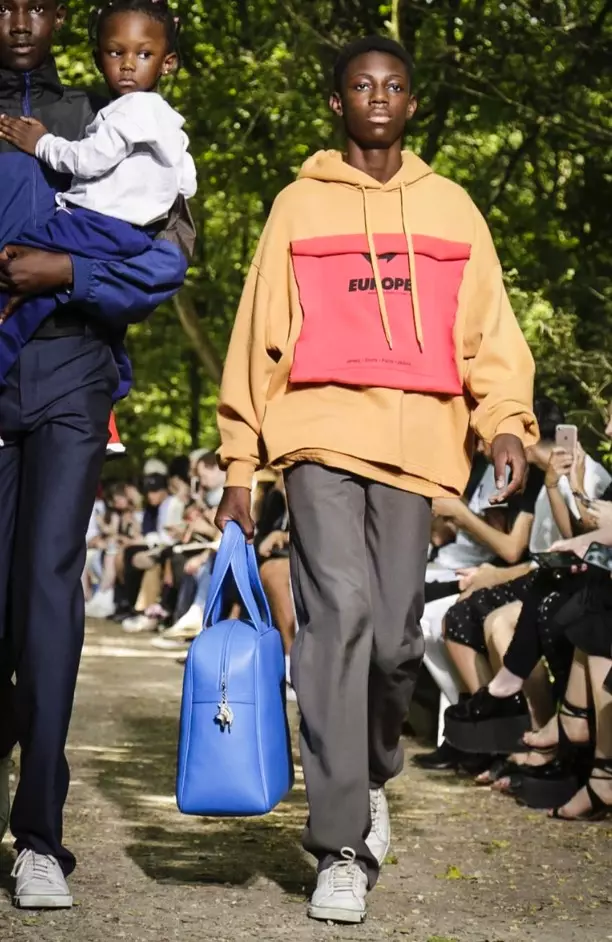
[512,700,594,809]
[550,758,612,821]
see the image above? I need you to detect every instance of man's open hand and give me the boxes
[489,433,528,504]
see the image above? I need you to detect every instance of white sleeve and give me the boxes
[179,150,197,199]
[35,97,156,180]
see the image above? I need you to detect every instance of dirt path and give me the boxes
[1,619,610,942]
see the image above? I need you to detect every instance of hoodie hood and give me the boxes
[298,150,434,350]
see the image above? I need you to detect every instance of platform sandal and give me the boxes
[550,758,612,821]
[512,699,594,810]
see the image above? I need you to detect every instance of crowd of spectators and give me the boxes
[84,451,296,695]
[414,395,612,820]
[87,392,612,819]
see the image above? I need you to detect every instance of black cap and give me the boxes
[142,473,167,494]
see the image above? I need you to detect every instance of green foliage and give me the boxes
[54,1,612,463]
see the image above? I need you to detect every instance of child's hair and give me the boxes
[333,35,414,93]
[88,0,181,52]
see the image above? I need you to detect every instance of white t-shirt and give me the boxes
[36,92,197,227]
[529,454,611,554]
[427,465,500,581]
[86,499,106,545]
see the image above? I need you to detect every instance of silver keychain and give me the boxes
[215,676,234,730]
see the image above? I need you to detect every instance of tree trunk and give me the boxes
[173,293,223,385]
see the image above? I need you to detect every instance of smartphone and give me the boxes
[532,550,584,570]
[190,476,200,499]
[584,542,612,573]
[555,424,578,452]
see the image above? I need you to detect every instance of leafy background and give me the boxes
[55,0,612,469]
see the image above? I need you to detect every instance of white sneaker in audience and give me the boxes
[121,613,159,633]
[12,849,73,909]
[0,751,11,842]
[308,848,367,923]
[84,588,116,619]
[365,787,390,866]
[150,636,190,651]
[159,604,204,640]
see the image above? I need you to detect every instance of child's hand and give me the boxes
[0,295,25,324]
[0,115,48,155]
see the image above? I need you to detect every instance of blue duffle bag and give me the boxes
[176,521,294,815]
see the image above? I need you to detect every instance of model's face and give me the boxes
[330,51,417,149]
[0,0,65,73]
[97,11,176,96]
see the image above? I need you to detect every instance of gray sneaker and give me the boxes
[0,752,10,842]
[12,850,73,909]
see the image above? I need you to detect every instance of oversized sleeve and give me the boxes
[462,205,538,446]
[217,201,292,487]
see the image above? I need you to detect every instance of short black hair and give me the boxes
[197,450,219,470]
[88,0,180,52]
[534,395,565,443]
[168,454,190,484]
[333,36,414,93]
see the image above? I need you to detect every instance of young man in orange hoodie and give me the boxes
[215,36,538,923]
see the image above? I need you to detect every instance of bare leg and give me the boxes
[99,552,117,592]
[523,648,590,750]
[444,636,493,694]
[484,601,555,731]
[260,558,296,655]
[553,655,612,816]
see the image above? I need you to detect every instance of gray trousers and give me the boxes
[286,463,430,888]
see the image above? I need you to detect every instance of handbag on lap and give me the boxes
[176,521,293,816]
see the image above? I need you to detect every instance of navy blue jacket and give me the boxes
[0,58,190,398]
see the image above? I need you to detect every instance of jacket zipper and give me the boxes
[22,72,37,224]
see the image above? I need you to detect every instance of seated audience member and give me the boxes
[447,523,612,770]
[119,473,186,629]
[126,453,226,634]
[254,473,296,698]
[85,483,142,618]
[442,407,612,755]
[412,397,557,770]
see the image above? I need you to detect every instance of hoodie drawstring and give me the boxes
[361,186,394,350]
[400,183,424,352]
[359,182,425,354]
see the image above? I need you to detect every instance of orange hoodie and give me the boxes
[218,150,538,497]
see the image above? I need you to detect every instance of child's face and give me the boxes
[0,0,66,73]
[97,11,177,97]
[330,51,417,150]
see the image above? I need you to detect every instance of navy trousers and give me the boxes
[0,331,116,874]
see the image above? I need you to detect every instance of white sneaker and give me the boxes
[307,847,367,923]
[0,752,10,842]
[85,588,116,619]
[121,613,159,634]
[12,850,73,909]
[160,604,203,640]
[150,636,190,651]
[365,787,391,866]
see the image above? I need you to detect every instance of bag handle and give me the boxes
[203,522,272,633]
